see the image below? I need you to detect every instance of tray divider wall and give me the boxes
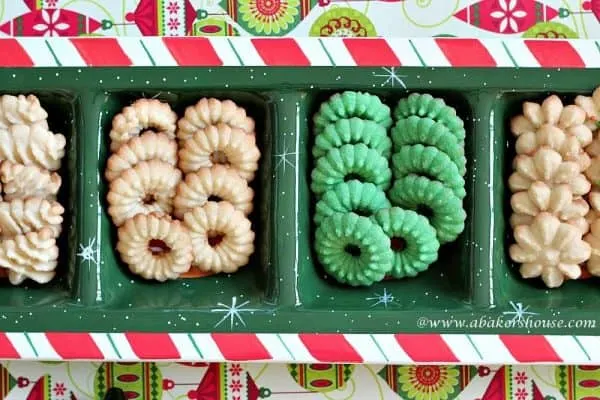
[71,90,108,306]
[270,91,309,308]
[467,90,499,308]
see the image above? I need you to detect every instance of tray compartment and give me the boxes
[1,66,599,334]
[0,89,79,307]
[88,89,276,310]
[492,88,600,310]
[295,89,478,312]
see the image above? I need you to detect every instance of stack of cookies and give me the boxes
[0,94,66,285]
[175,98,260,276]
[577,86,600,278]
[106,97,260,282]
[509,94,593,288]
[389,94,467,246]
[311,91,467,287]
[106,98,186,281]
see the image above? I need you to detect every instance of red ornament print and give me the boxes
[168,17,180,30]
[515,387,527,400]
[454,0,558,34]
[229,364,242,376]
[0,1,102,37]
[167,1,181,14]
[229,379,243,392]
[514,371,527,385]
[53,382,66,396]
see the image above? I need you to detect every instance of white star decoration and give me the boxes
[366,288,396,308]
[211,296,259,329]
[502,301,538,323]
[76,237,98,265]
[273,143,296,174]
[373,67,407,88]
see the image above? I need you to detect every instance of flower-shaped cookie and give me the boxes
[585,191,600,226]
[510,212,591,288]
[509,147,590,195]
[514,124,589,171]
[511,95,592,148]
[584,219,600,277]
[575,86,600,131]
[510,182,589,231]
[585,156,600,186]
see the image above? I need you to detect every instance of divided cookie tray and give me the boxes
[0,37,600,363]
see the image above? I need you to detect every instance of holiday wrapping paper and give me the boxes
[1,1,599,397]
[0,361,598,400]
[0,0,600,39]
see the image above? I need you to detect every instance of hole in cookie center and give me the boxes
[208,230,225,247]
[148,239,171,256]
[352,208,372,217]
[142,194,156,205]
[344,244,361,257]
[207,195,223,202]
[391,237,406,252]
[415,204,434,219]
[344,173,363,182]
[210,151,229,165]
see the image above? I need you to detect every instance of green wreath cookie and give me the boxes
[311,143,392,196]
[313,118,392,159]
[315,212,393,286]
[391,144,466,199]
[388,175,466,243]
[313,91,392,134]
[314,180,391,225]
[394,93,465,142]
[371,207,440,279]
[392,116,466,176]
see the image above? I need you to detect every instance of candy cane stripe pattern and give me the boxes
[1,37,600,68]
[0,332,596,363]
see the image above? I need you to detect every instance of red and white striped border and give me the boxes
[0,37,599,68]
[0,332,597,364]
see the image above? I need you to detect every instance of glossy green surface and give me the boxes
[0,67,598,334]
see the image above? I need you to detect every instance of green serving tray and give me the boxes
[0,63,599,336]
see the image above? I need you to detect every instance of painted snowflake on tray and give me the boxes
[76,237,98,266]
[274,143,296,174]
[373,67,407,88]
[366,288,397,308]
[502,301,538,324]
[211,296,260,329]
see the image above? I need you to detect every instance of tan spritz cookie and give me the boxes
[510,182,589,233]
[514,124,590,172]
[117,213,192,281]
[178,123,261,180]
[173,165,254,219]
[0,124,66,171]
[575,86,600,131]
[183,201,255,274]
[110,98,177,152]
[509,148,590,196]
[0,161,61,201]
[105,131,177,182]
[0,227,58,284]
[510,212,590,288]
[0,197,64,239]
[107,160,181,226]
[584,219,600,277]
[511,95,592,147]
[177,98,255,141]
[0,94,48,130]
